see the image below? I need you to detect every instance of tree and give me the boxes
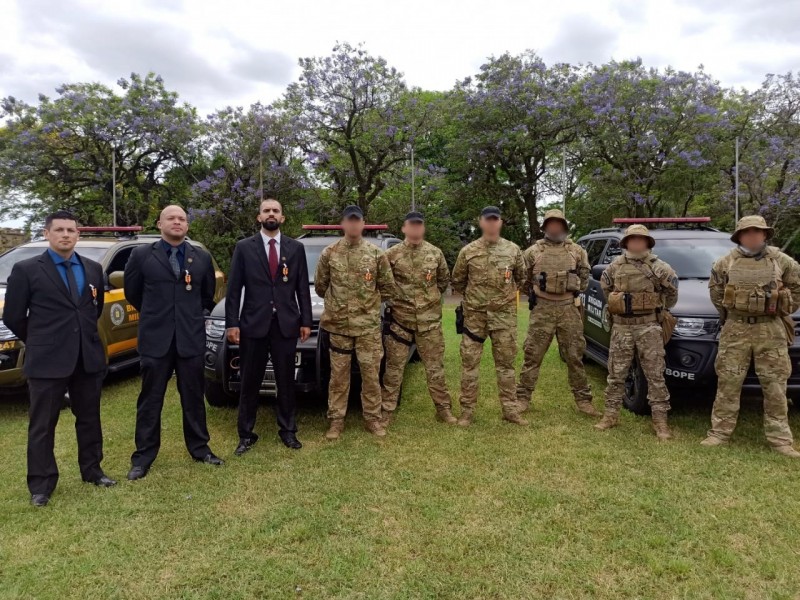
[0,73,198,226]
[282,42,428,215]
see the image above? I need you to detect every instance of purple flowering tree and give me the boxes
[281,42,428,216]
[0,73,199,226]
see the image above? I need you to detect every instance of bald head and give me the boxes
[157,204,189,244]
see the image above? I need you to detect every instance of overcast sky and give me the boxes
[1,0,798,117]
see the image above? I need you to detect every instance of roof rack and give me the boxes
[612,217,711,225]
[78,226,143,238]
[301,224,389,231]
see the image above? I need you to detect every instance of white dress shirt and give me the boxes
[260,230,281,260]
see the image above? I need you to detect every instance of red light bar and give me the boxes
[78,226,143,232]
[612,217,711,225]
[302,224,389,231]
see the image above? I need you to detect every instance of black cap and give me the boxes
[341,205,363,220]
[481,205,501,219]
[404,211,424,223]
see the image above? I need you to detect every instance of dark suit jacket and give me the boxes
[124,241,216,359]
[4,251,106,378]
[225,233,312,339]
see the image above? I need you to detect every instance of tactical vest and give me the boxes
[607,257,662,315]
[722,253,781,316]
[533,240,581,298]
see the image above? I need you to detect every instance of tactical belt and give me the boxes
[385,311,415,346]
[613,313,658,325]
[464,327,486,344]
[535,296,575,306]
[329,343,354,355]
[729,314,776,324]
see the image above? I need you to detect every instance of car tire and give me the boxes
[205,380,238,408]
[623,357,651,415]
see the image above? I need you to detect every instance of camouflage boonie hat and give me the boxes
[620,223,655,249]
[542,209,568,230]
[730,215,774,244]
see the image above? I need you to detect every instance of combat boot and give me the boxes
[503,413,529,426]
[773,445,800,458]
[435,407,457,424]
[651,412,673,440]
[576,399,602,417]
[364,419,387,437]
[325,419,345,441]
[594,411,619,430]
[380,410,395,428]
[700,436,726,447]
[457,409,474,427]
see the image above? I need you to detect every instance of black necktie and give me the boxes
[65,262,80,302]
[169,246,180,279]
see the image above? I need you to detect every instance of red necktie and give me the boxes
[268,238,278,280]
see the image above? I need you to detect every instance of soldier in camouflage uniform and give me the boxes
[381,211,455,425]
[702,215,800,457]
[596,224,679,440]
[451,206,527,426]
[516,209,599,417]
[314,205,396,440]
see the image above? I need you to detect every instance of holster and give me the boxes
[528,287,537,311]
[455,303,465,334]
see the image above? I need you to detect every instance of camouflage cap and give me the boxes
[730,215,774,244]
[542,209,568,230]
[620,223,655,249]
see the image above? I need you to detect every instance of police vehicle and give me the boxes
[578,217,800,414]
[203,224,414,407]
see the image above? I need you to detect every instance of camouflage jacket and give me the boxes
[601,251,679,309]
[314,238,395,336]
[385,240,450,332]
[523,238,590,297]
[451,237,526,329]
[710,246,800,318]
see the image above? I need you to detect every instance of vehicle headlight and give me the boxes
[0,320,17,341]
[204,318,226,340]
[672,317,712,337]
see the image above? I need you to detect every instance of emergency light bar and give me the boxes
[78,226,143,233]
[612,217,711,225]
[301,224,389,231]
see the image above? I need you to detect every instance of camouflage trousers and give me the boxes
[381,322,452,413]
[708,318,793,447]
[516,300,591,407]
[327,330,383,422]
[459,310,519,416]
[604,320,670,414]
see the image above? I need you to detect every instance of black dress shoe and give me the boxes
[234,438,257,456]
[127,466,149,481]
[194,453,224,466]
[87,474,117,487]
[280,433,302,450]
[31,494,49,507]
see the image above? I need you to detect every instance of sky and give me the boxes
[1,0,799,117]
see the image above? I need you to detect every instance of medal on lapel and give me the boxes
[282,258,288,282]
[89,284,98,306]
[504,266,512,284]
[185,269,192,291]
[365,268,373,282]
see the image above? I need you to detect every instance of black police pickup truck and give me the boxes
[203,225,410,406]
[577,217,800,414]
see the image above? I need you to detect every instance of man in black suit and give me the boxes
[124,205,223,480]
[4,211,116,507]
[226,198,313,454]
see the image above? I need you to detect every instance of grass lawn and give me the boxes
[2,308,800,599]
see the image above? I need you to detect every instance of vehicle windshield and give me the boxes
[0,246,108,284]
[652,239,734,279]
[304,245,324,283]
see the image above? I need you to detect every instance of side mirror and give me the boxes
[108,271,125,289]
[591,264,608,281]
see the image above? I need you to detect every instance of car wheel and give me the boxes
[623,357,651,415]
[205,381,238,408]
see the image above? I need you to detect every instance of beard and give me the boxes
[262,220,280,232]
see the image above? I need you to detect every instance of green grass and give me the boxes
[2,308,800,599]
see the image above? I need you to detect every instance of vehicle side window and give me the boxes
[106,247,134,274]
[585,239,607,267]
[386,240,400,250]
[601,239,621,264]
